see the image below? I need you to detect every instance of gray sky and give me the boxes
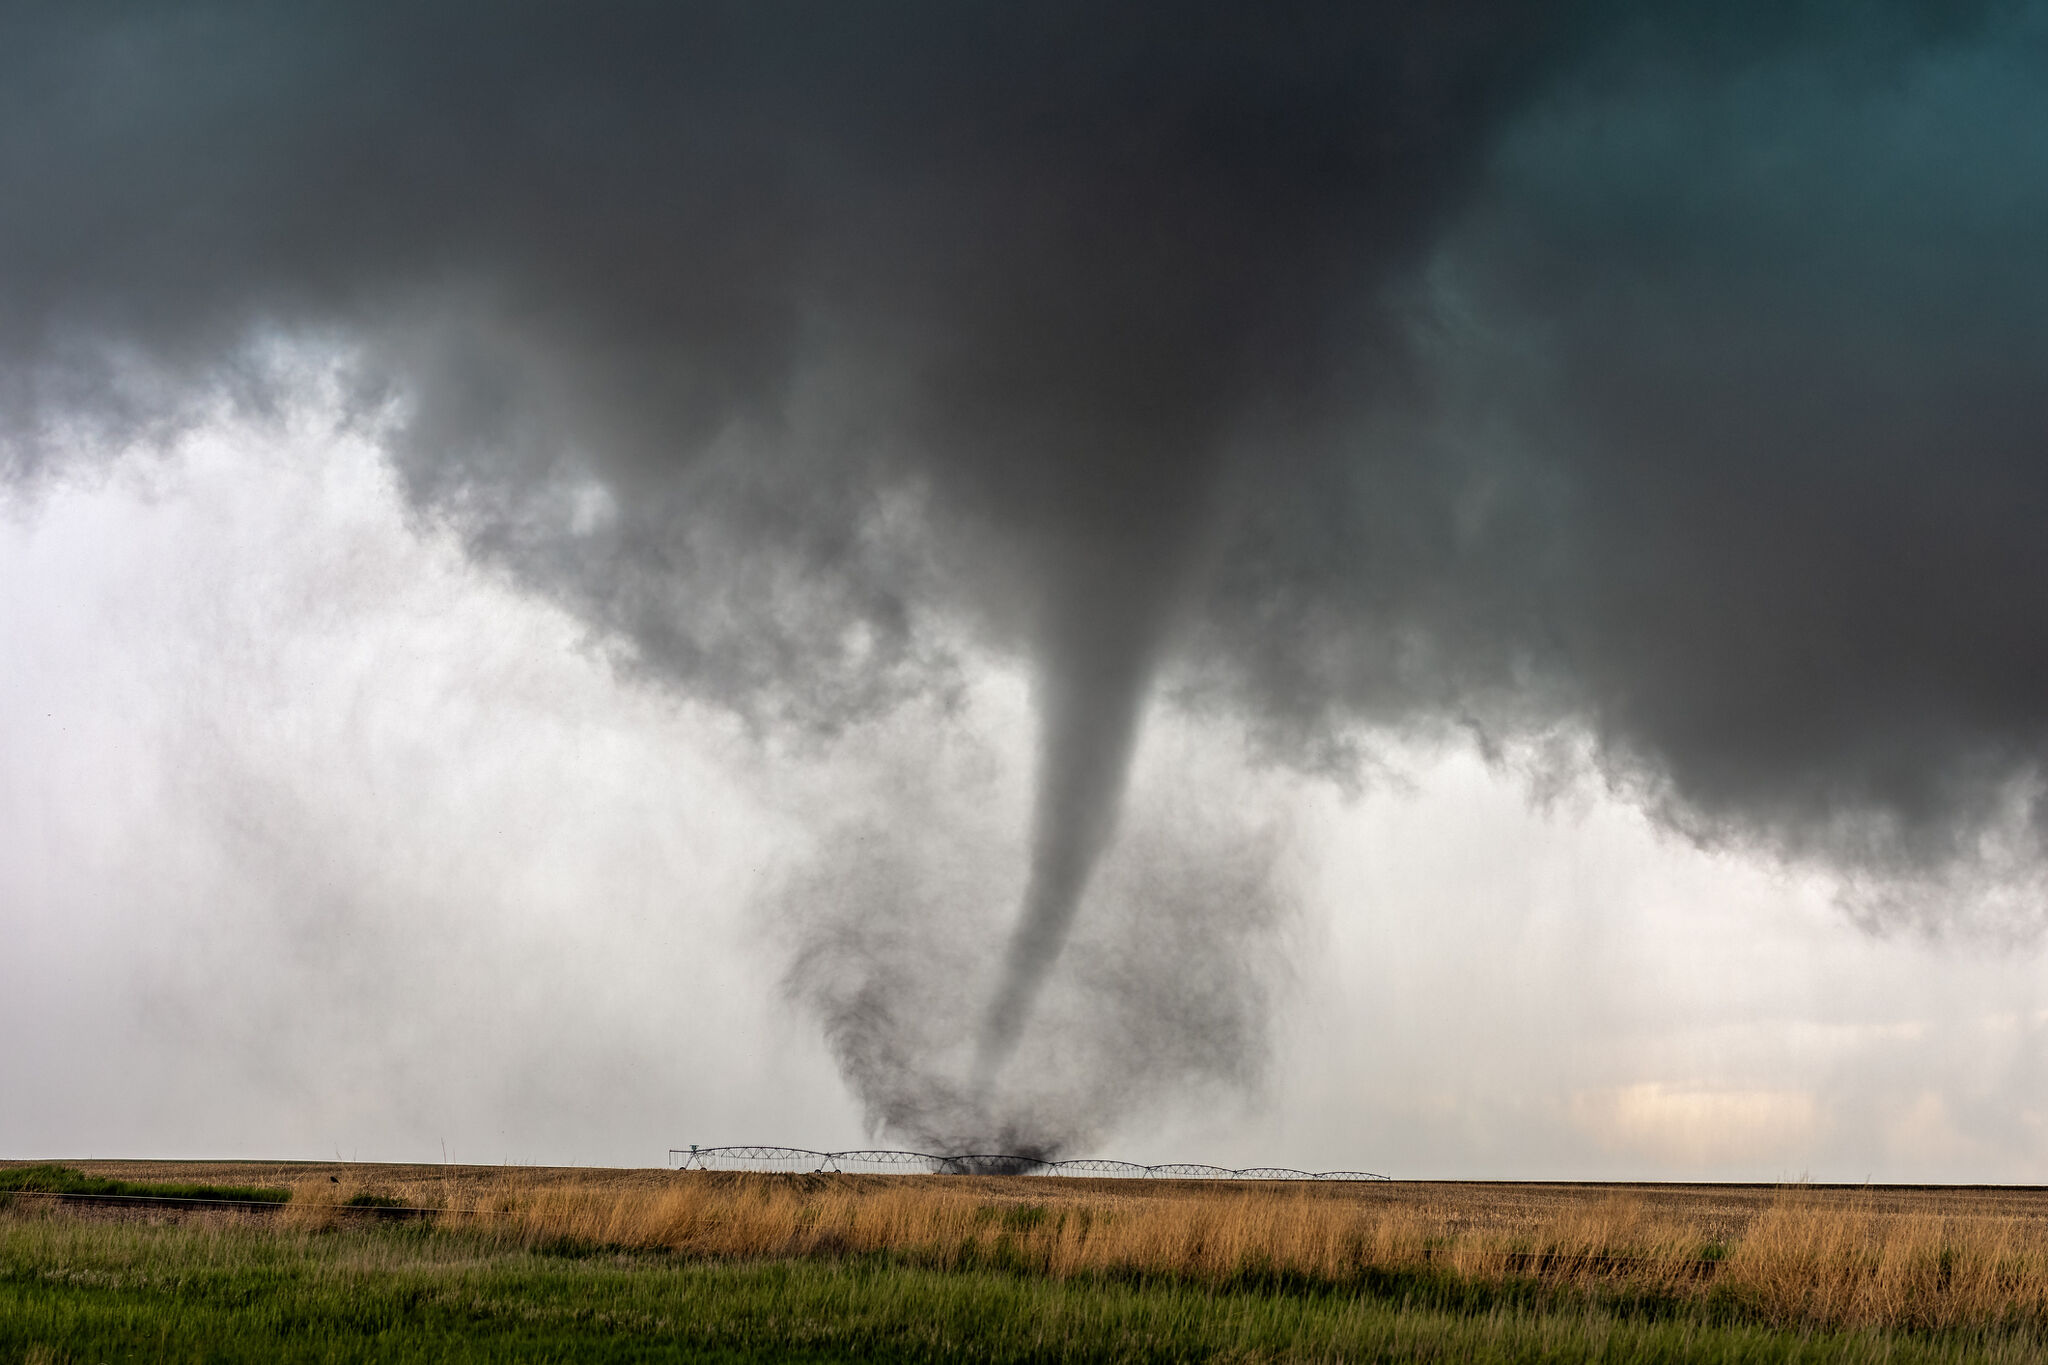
[7,401,2048,1178]
[7,3,2048,1176]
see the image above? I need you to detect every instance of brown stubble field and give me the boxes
[19,1161,2048,1331]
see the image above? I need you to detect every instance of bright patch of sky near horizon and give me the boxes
[6,403,2047,1181]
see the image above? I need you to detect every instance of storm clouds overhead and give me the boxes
[4,1,2047,1154]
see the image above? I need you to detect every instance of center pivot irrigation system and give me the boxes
[671,1146,1390,1181]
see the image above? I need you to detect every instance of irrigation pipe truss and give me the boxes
[670,1146,1389,1181]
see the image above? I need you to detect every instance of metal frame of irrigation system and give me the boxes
[670,1146,1389,1181]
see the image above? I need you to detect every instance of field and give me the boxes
[10,1162,2048,1361]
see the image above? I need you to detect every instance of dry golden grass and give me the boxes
[35,1160,2048,1331]
[1725,1193,2048,1329]
[437,1174,2048,1330]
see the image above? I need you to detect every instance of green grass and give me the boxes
[0,1164,289,1205]
[341,1193,406,1209]
[4,1208,2046,1363]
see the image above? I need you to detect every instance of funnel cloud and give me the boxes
[4,1,2048,1150]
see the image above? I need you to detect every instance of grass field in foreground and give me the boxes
[8,1199,2048,1364]
[49,1160,2048,1334]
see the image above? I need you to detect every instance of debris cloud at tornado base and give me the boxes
[4,2,2048,1150]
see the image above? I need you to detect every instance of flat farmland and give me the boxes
[55,1156,2048,1227]
[35,1159,2048,1270]
[11,1161,2048,1361]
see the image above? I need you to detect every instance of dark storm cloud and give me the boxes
[0,0,1581,700]
[1191,3,2048,926]
[3,0,2044,1145]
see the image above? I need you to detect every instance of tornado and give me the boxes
[975,530,1198,1086]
